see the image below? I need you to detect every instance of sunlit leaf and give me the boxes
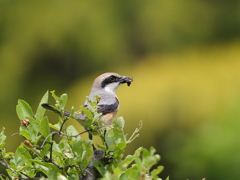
[40,117,51,138]
[27,169,36,178]
[40,144,51,158]
[80,107,93,120]
[151,166,164,177]
[19,130,30,140]
[122,155,135,166]
[119,173,128,180]
[31,160,62,172]
[16,145,32,165]
[66,125,79,136]
[27,117,39,131]
[72,139,83,155]
[49,121,62,131]
[125,165,140,179]
[16,100,34,120]
[60,93,68,108]
[93,160,105,177]
[50,90,61,103]
[35,91,49,120]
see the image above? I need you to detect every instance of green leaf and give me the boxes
[149,146,157,155]
[68,173,79,180]
[60,93,68,107]
[83,140,93,157]
[70,106,75,116]
[49,121,62,131]
[122,154,135,166]
[93,160,105,177]
[80,107,93,119]
[117,142,126,150]
[27,169,36,178]
[114,117,125,129]
[151,166,164,177]
[40,117,51,138]
[165,176,170,180]
[28,125,38,141]
[28,117,41,133]
[16,99,34,120]
[16,145,32,165]
[19,130,30,140]
[134,147,143,170]
[57,175,68,180]
[6,168,17,179]
[52,141,62,153]
[105,130,115,149]
[50,90,61,103]
[142,148,160,168]
[35,91,49,120]
[4,151,14,159]
[40,144,51,157]
[72,139,83,155]
[119,173,128,180]
[66,125,79,136]
[125,165,140,179]
[59,138,71,152]
[32,160,62,172]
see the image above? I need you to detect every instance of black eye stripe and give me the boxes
[101,75,119,88]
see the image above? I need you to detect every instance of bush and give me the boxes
[0,91,164,180]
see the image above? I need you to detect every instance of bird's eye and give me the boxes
[109,75,116,81]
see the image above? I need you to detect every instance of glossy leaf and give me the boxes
[80,106,93,120]
[35,91,49,120]
[16,100,34,120]
[19,130,30,140]
[40,117,51,138]
[16,145,32,165]
[151,166,164,177]
[60,93,68,107]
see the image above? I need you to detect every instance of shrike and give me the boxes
[42,72,133,127]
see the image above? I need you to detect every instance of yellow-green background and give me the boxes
[1,1,240,179]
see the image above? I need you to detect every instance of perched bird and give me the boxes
[42,72,133,127]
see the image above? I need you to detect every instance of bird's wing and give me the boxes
[97,98,119,115]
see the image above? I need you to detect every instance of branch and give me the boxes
[80,150,108,180]
[0,160,31,179]
[0,160,16,174]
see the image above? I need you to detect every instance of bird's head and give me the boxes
[92,72,133,94]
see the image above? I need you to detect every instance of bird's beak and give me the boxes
[119,76,133,86]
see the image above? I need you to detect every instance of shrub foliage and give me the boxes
[0,91,163,180]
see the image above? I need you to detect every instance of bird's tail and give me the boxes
[41,103,87,121]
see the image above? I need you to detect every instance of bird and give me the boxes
[42,72,133,128]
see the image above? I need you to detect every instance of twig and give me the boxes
[127,120,142,144]
[0,160,31,179]
[40,131,58,149]
[49,160,63,170]
[59,117,68,132]
[11,132,21,136]
[0,160,16,174]
[0,174,7,178]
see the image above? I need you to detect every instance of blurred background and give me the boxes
[1,0,240,179]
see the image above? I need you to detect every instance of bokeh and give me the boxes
[1,1,240,179]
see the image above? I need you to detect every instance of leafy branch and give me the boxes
[0,91,164,180]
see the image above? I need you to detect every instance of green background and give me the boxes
[1,1,240,179]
